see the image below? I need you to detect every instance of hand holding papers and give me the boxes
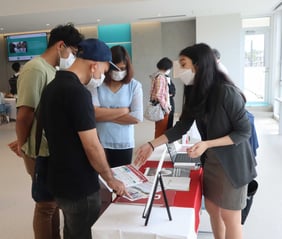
[99,164,153,201]
[111,165,147,188]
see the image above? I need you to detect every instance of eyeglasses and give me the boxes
[110,62,122,71]
[110,62,127,71]
[63,43,78,56]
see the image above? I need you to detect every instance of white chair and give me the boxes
[0,103,10,124]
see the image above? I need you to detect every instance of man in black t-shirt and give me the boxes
[40,39,127,239]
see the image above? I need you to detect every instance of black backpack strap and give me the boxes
[35,100,43,156]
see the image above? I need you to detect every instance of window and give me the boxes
[242,17,270,106]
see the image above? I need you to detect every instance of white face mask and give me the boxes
[110,70,127,82]
[165,69,171,75]
[59,52,76,69]
[178,69,195,85]
[86,73,105,89]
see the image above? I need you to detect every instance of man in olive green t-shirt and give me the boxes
[8,24,83,239]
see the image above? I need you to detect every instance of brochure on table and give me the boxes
[115,189,176,206]
[144,167,191,191]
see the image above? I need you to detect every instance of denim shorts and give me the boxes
[32,156,55,202]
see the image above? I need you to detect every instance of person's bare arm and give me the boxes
[94,106,129,122]
[112,114,140,125]
[78,128,128,196]
[134,134,169,167]
[15,106,34,156]
[187,135,233,158]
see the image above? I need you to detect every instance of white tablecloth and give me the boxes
[92,204,197,239]
[4,98,16,120]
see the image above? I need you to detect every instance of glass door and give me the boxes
[243,29,270,106]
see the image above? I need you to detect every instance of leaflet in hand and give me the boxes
[99,164,153,201]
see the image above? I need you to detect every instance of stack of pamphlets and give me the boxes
[144,167,191,191]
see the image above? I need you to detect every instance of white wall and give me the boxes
[196,14,242,88]
[161,21,196,114]
[131,21,196,114]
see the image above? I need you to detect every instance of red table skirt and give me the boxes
[140,161,203,232]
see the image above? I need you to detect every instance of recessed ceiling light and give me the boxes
[97,19,101,22]
[0,28,4,31]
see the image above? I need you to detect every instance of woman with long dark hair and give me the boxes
[135,43,257,239]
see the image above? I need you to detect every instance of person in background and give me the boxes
[167,74,176,129]
[87,45,143,168]
[40,38,127,239]
[213,48,229,75]
[150,57,173,137]
[135,43,257,239]
[9,62,21,95]
[0,92,11,123]
[8,24,84,239]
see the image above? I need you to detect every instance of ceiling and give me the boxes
[0,0,281,35]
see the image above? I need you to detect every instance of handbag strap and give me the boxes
[149,73,161,102]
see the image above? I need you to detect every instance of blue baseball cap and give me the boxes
[77,38,120,71]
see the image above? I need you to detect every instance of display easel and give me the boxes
[141,147,172,226]
[142,171,172,226]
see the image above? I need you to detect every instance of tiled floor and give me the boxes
[0,111,282,238]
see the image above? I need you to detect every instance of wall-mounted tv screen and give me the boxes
[6,32,48,61]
